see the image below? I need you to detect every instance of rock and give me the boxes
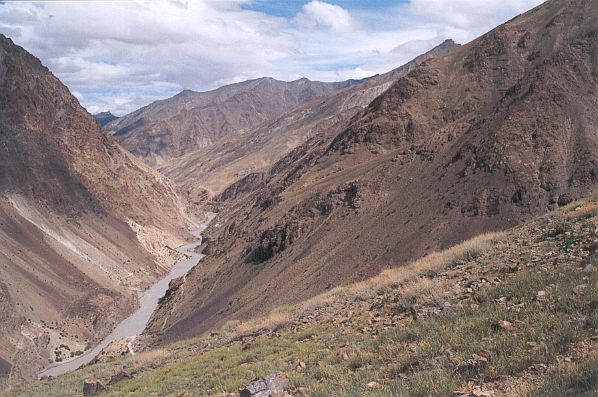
[108,370,132,385]
[457,359,480,373]
[558,194,573,207]
[583,264,594,272]
[367,381,380,388]
[472,386,494,396]
[497,320,513,330]
[239,374,290,397]
[83,379,106,396]
[536,290,548,301]
[297,387,308,396]
[573,284,587,296]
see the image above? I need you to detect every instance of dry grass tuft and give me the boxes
[129,348,168,368]
[564,200,598,220]
[339,231,505,301]
[232,310,293,335]
[222,231,504,338]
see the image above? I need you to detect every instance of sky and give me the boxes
[0,0,544,116]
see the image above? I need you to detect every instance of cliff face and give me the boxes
[148,0,598,343]
[0,35,196,390]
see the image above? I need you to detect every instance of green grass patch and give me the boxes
[522,356,598,397]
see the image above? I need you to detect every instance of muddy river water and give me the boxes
[39,213,216,378]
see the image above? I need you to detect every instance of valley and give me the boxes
[1,0,598,395]
[38,212,216,378]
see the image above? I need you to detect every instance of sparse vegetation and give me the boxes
[522,357,598,397]
[10,196,598,397]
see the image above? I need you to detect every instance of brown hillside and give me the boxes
[147,0,598,344]
[0,35,196,391]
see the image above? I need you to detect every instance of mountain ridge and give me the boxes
[159,38,461,199]
[93,111,118,126]
[107,76,349,166]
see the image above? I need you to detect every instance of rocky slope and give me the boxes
[160,40,460,198]
[10,194,598,396]
[107,78,349,166]
[147,0,598,345]
[0,35,196,391]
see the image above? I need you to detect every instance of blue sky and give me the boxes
[0,0,544,115]
[245,0,407,18]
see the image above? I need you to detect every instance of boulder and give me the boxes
[558,194,573,207]
[83,379,106,396]
[239,374,290,397]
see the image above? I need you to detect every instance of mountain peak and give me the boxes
[93,111,119,126]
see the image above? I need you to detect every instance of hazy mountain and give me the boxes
[0,35,196,389]
[93,111,118,126]
[147,0,598,344]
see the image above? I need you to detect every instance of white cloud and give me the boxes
[0,0,545,115]
[407,0,544,35]
[0,0,295,114]
[294,1,362,33]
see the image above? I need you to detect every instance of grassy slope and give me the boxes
[9,196,598,397]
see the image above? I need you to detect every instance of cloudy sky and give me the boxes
[0,0,544,115]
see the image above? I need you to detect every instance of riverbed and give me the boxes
[39,212,216,378]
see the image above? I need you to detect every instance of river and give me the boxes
[38,212,217,378]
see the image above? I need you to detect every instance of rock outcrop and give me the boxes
[239,374,290,397]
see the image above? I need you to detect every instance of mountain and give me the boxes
[146,0,598,345]
[160,39,460,199]
[93,111,118,126]
[0,35,196,390]
[107,78,349,166]
[12,194,598,396]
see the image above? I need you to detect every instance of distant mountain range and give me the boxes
[106,77,353,166]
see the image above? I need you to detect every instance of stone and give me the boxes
[536,290,548,301]
[367,381,380,388]
[83,379,106,396]
[457,359,480,373]
[108,370,132,385]
[497,320,513,330]
[239,374,290,397]
[573,284,587,296]
[558,194,573,207]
